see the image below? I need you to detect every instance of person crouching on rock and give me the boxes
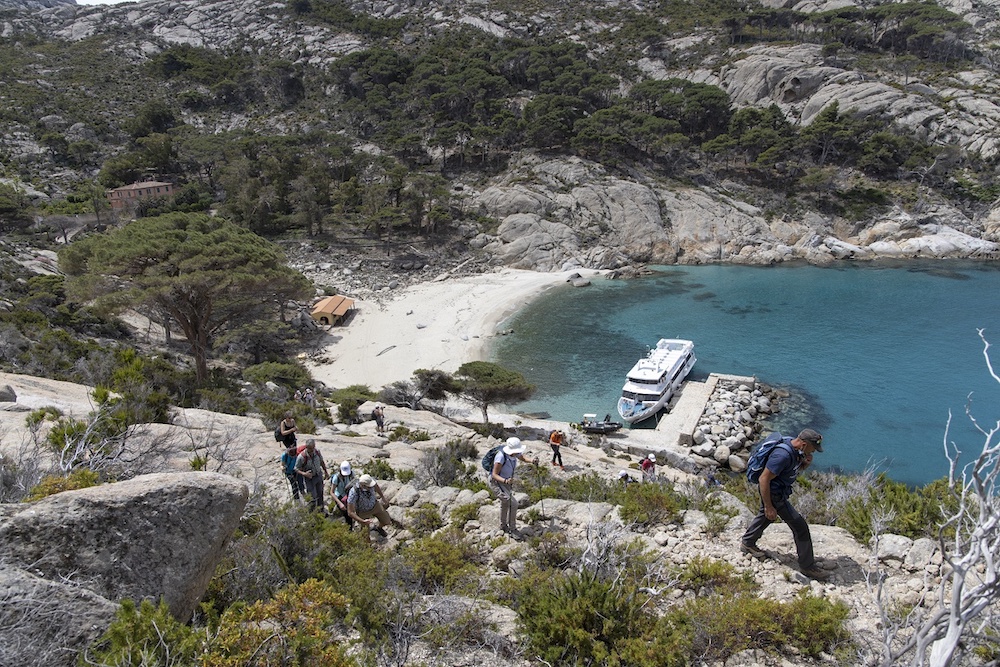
[490,437,538,539]
[347,474,400,543]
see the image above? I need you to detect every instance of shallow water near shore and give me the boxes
[492,261,1000,486]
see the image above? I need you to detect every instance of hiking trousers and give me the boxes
[492,481,519,531]
[550,444,563,467]
[356,500,392,527]
[742,496,816,568]
[286,472,305,500]
[302,475,325,512]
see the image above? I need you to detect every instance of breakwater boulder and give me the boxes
[688,378,783,471]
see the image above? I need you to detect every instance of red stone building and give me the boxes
[106,181,177,211]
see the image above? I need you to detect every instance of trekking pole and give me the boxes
[531,455,545,522]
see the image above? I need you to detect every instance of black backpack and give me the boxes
[274,423,284,442]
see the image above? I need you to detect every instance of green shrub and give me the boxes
[26,468,100,501]
[407,502,445,536]
[655,590,851,662]
[242,361,313,393]
[329,384,376,423]
[203,502,387,617]
[784,589,853,656]
[84,599,201,667]
[618,481,687,526]
[417,439,482,488]
[674,556,756,595]
[517,572,655,665]
[400,530,481,593]
[527,530,578,570]
[203,579,355,667]
[387,426,430,442]
[363,458,395,481]
[837,474,952,542]
[449,501,482,526]
[397,468,415,484]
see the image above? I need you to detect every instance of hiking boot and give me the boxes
[800,565,831,580]
[507,529,523,540]
[373,525,389,538]
[740,542,767,558]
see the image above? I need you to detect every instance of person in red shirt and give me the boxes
[548,429,564,469]
[639,453,656,482]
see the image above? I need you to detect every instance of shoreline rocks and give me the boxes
[688,378,784,473]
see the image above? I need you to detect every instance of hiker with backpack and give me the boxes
[639,453,657,482]
[488,437,539,539]
[740,428,829,580]
[277,413,297,448]
[294,439,329,512]
[329,460,356,527]
[280,443,305,502]
[346,474,400,543]
[372,403,386,435]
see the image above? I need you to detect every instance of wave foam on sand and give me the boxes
[307,269,591,390]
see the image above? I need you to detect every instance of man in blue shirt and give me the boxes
[740,428,829,580]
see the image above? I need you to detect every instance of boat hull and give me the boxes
[617,339,696,425]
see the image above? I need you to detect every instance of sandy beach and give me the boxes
[307,268,599,391]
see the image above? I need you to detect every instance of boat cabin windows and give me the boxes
[629,373,667,386]
[622,391,660,402]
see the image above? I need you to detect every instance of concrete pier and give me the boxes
[610,372,758,465]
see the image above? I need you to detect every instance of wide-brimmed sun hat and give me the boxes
[358,474,376,488]
[503,437,526,456]
[340,461,352,475]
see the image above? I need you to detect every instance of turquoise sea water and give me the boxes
[491,262,1000,486]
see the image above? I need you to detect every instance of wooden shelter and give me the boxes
[310,295,355,326]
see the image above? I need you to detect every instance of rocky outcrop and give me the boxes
[641,43,1000,160]
[469,154,1000,270]
[0,473,248,667]
[0,564,119,667]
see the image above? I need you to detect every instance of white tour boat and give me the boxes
[617,339,696,425]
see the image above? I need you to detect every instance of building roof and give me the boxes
[108,181,175,193]
[311,295,355,318]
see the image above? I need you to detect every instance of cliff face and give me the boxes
[3,0,1000,268]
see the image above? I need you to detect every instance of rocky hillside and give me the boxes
[1,0,1000,268]
[0,371,956,666]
